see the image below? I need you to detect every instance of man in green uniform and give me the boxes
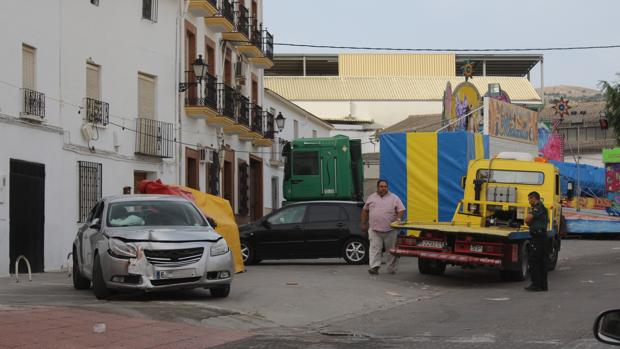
[524,191,549,292]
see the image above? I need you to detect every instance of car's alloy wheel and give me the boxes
[343,238,368,265]
[240,240,255,264]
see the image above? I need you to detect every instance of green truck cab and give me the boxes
[283,135,364,203]
[391,153,565,281]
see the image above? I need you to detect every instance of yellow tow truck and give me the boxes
[390,152,565,281]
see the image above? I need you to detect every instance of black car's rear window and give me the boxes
[107,200,207,227]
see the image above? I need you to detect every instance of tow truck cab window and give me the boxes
[476,169,544,185]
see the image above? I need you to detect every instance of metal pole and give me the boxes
[576,125,581,212]
[540,58,545,105]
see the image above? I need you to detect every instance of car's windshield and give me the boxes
[476,169,544,185]
[107,200,208,227]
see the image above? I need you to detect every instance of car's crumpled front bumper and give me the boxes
[99,241,233,292]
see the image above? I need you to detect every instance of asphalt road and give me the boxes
[1,238,619,348]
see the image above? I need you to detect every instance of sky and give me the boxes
[264,0,620,89]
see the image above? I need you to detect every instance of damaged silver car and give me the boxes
[72,195,233,299]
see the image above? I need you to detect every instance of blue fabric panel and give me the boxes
[437,132,470,222]
[379,133,408,216]
[549,160,605,197]
[483,135,490,158]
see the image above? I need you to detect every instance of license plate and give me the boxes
[154,268,196,280]
[470,245,484,253]
[419,240,443,249]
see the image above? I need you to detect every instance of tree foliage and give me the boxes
[599,74,620,144]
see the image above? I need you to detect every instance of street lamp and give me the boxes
[192,54,208,83]
[178,55,209,92]
[275,112,285,132]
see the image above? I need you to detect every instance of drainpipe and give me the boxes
[176,1,188,184]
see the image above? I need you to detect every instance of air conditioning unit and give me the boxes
[234,61,246,86]
[199,148,214,164]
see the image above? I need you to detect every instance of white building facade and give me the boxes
[0,0,277,277]
[178,0,274,225]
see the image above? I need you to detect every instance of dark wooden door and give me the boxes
[9,159,45,273]
[250,157,263,221]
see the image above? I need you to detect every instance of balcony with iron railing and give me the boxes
[263,29,274,61]
[237,20,263,58]
[250,103,263,135]
[21,88,45,120]
[85,97,109,126]
[222,3,250,43]
[206,82,237,127]
[237,94,250,128]
[188,0,217,17]
[248,28,274,68]
[264,110,275,139]
[204,0,234,32]
[135,117,174,158]
[184,70,218,119]
[253,110,275,147]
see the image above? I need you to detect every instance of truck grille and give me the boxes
[144,248,204,267]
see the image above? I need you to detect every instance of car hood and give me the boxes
[105,226,222,242]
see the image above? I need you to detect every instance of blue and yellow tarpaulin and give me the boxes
[380,131,488,222]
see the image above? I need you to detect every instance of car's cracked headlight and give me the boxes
[108,238,137,258]
[210,238,229,256]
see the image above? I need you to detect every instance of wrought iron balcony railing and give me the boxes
[250,22,262,50]
[184,71,218,111]
[264,110,275,139]
[22,88,45,118]
[263,29,274,60]
[85,97,109,126]
[251,103,263,134]
[237,94,250,127]
[235,5,249,38]
[218,83,236,121]
[135,118,174,158]
[220,0,234,24]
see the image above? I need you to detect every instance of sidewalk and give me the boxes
[0,306,252,349]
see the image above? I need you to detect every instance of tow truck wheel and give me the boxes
[418,258,446,275]
[500,241,530,282]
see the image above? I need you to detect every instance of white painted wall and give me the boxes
[0,0,179,276]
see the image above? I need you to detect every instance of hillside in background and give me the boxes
[538,85,604,102]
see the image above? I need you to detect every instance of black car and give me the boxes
[239,201,368,265]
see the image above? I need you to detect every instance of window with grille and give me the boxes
[78,161,102,223]
[142,0,158,22]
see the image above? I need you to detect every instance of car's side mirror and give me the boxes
[90,218,101,230]
[461,176,467,189]
[262,220,272,229]
[594,309,620,345]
